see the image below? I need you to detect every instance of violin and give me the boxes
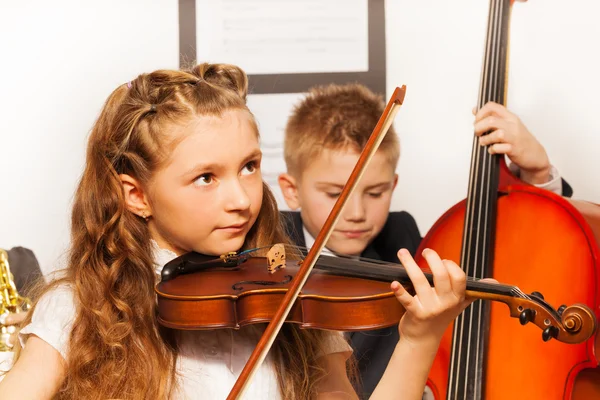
[156,244,596,346]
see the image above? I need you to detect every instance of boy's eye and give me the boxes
[325,192,341,199]
[368,192,383,198]
[193,174,213,186]
[241,161,258,175]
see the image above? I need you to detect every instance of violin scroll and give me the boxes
[560,304,596,339]
[471,288,597,344]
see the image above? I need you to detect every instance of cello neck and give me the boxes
[463,0,512,280]
[450,0,514,399]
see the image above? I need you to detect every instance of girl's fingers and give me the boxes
[391,280,418,313]
[443,259,467,299]
[479,277,499,284]
[422,249,452,296]
[397,249,432,298]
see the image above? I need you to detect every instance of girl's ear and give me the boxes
[120,174,152,218]
[278,173,301,210]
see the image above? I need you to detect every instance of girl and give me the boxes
[0,63,473,399]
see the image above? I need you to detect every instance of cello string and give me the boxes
[472,2,505,397]
[453,0,502,397]
[451,100,483,399]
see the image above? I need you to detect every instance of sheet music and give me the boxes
[195,0,369,74]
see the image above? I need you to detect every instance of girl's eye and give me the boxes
[241,161,257,175]
[193,174,213,186]
[326,192,341,199]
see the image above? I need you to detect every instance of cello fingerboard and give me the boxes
[447,0,512,398]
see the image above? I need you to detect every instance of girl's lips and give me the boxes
[217,221,248,233]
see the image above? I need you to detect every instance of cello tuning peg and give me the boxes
[557,305,567,315]
[531,291,544,300]
[542,326,559,342]
[519,309,536,325]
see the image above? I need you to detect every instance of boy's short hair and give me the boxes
[283,83,400,177]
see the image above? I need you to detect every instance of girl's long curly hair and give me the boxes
[14,63,332,399]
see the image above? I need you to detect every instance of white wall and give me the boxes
[1,0,599,275]
[0,0,179,274]
[386,0,600,234]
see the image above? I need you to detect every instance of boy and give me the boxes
[277,83,571,399]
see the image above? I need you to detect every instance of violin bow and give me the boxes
[226,86,407,399]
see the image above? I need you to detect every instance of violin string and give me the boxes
[510,287,529,300]
[286,244,519,297]
[283,243,527,295]
[251,244,530,301]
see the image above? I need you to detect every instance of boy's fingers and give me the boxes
[476,101,511,121]
[474,116,508,136]
[488,143,512,155]
[478,129,508,146]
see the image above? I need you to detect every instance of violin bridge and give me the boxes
[267,243,286,274]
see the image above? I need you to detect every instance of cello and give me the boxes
[417,0,600,399]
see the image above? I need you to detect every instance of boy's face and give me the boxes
[279,148,397,256]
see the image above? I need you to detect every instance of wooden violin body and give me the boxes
[418,167,600,399]
[156,257,404,332]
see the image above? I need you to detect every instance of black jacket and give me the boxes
[281,210,422,398]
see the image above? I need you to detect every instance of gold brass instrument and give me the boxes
[0,249,32,351]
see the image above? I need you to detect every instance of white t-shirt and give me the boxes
[14,242,353,399]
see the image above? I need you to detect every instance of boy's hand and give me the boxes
[391,249,471,347]
[474,101,551,185]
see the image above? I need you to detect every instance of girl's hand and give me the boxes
[391,248,471,347]
[473,101,551,185]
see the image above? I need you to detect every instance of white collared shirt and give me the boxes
[13,242,352,398]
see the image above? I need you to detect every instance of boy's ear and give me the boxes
[278,173,301,210]
[120,174,152,218]
[392,174,399,190]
